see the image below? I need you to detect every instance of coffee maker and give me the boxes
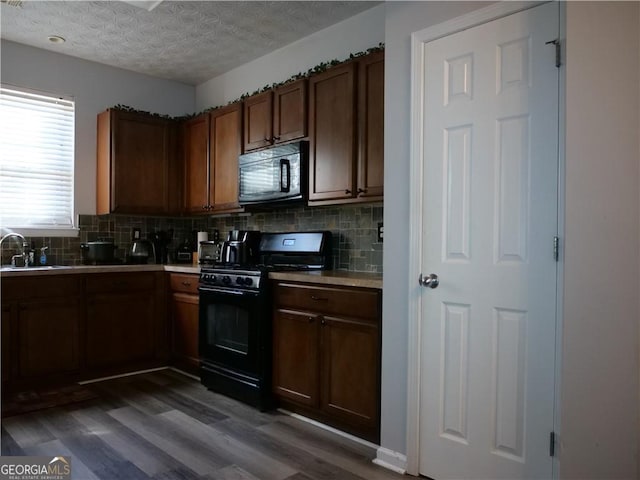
[219,230,260,266]
[150,229,173,264]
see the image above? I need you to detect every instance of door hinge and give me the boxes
[553,236,559,262]
[546,39,561,68]
[549,431,556,457]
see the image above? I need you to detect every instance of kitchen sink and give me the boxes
[0,265,72,272]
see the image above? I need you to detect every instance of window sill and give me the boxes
[3,227,80,238]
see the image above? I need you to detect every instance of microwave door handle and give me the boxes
[280,158,290,193]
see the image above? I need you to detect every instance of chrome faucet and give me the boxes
[0,232,28,267]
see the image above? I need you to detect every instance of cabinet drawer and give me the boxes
[274,283,379,319]
[169,273,199,294]
[86,273,156,294]
[1,275,81,300]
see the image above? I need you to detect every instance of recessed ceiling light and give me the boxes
[48,35,66,44]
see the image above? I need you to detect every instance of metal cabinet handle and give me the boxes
[308,316,315,323]
[181,281,191,287]
[418,273,439,289]
[357,188,367,195]
[310,295,328,302]
[320,317,326,326]
[345,189,352,195]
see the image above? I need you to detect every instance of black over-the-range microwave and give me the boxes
[238,141,308,206]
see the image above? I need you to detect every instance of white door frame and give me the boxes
[405,1,565,476]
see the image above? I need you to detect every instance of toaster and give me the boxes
[198,241,221,264]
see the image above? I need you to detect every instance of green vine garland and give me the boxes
[112,43,384,121]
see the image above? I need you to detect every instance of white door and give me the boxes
[418,3,559,479]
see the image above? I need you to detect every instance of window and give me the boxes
[0,86,75,232]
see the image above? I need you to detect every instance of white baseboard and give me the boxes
[373,447,407,475]
[78,366,168,385]
[167,367,200,381]
[276,408,379,450]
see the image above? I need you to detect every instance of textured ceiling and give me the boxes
[0,1,380,85]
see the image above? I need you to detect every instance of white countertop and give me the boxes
[0,264,382,290]
[0,263,201,278]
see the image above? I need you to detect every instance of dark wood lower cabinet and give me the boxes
[85,272,165,373]
[1,276,83,392]
[86,292,155,369]
[168,273,200,375]
[17,297,81,378]
[321,315,379,429]
[1,271,166,392]
[170,292,199,374]
[272,282,381,443]
[2,304,12,393]
[273,309,319,407]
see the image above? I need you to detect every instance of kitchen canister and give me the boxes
[197,231,208,244]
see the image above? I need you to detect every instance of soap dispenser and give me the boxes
[39,246,48,266]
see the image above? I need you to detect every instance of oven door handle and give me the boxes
[198,286,259,296]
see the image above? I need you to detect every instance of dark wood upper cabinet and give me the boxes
[308,62,357,202]
[243,79,308,152]
[181,104,244,214]
[244,90,273,151]
[357,51,384,200]
[183,113,210,214]
[210,102,244,212]
[97,109,180,215]
[308,51,384,205]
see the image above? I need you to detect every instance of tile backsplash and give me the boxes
[10,203,383,273]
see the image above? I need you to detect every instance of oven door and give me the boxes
[198,286,264,375]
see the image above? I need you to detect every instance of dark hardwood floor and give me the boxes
[1,369,404,480]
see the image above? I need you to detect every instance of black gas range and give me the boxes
[198,231,332,411]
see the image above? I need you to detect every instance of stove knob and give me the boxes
[244,277,253,286]
[222,276,231,285]
[210,275,217,283]
[202,274,210,281]
[235,277,243,285]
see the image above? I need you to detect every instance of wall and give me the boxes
[562,2,639,478]
[208,203,383,273]
[195,4,385,109]
[384,1,640,478]
[13,203,383,273]
[0,40,195,216]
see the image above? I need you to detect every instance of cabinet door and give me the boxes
[183,114,210,213]
[308,63,357,202]
[273,309,319,407]
[274,79,307,144]
[170,292,199,373]
[244,91,273,151]
[2,304,12,387]
[357,51,384,200]
[17,298,81,378]
[86,292,155,369]
[210,103,243,212]
[103,110,174,214]
[320,314,380,431]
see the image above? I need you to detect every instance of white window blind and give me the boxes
[0,86,75,229]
